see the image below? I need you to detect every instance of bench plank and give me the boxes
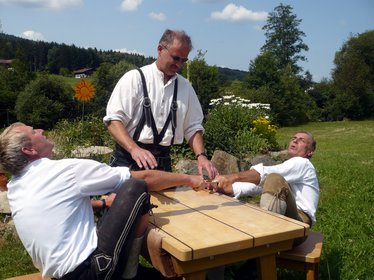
[5,272,50,280]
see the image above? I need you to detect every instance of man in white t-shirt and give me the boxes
[210,131,319,234]
[0,122,207,280]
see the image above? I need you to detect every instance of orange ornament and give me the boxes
[74,80,95,102]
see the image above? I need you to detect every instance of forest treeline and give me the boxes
[0,3,373,129]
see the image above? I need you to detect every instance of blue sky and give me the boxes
[0,0,373,82]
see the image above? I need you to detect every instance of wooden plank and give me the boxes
[170,239,293,276]
[278,231,323,263]
[5,272,50,280]
[154,187,308,246]
[150,192,254,261]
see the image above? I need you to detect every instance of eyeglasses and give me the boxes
[163,46,188,63]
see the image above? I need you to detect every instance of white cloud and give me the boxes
[21,30,45,41]
[192,0,223,2]
[120,0,142,12]
[211,3,268,22]
[0,0,82,10]
[113,48,144,56]
[149,12,166,21]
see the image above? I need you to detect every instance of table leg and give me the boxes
[256,254,277,280]
[182,270,206,280]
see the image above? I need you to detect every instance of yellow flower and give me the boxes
[75,80,95,102]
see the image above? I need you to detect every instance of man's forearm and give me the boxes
[107,120,137,153]
[131,170,193,191]
[228,169,261,185]
[188,131,205,156]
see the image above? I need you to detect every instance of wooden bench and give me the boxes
[276,231,324,280]
[5,272,50,280]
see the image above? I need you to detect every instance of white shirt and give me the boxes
[233,156,319,224]
[251,156,319,224]
[7,158,131,278]
[103,62,204,146]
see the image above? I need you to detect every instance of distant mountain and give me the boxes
[217,67,247,83]
[0,32,247,81]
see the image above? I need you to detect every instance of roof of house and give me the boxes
[73,67,93,74]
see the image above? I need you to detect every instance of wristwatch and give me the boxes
[196,152,208,159]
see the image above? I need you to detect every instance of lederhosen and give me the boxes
[110,69,177,171]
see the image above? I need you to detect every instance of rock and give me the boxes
[269,150,289,162]
[72,146,113,158]
[0,191,11,214]
[173,150,288,177]
[175,159,199,175]
[250,154,279,166]
[211,150,250,175]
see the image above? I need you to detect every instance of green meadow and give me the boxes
[1,120,373,279]
[276,120,374,280]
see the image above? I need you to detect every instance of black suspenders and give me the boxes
[133,68,178,145]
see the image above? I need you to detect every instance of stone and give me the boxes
[0,191,11,213]
[211,150,250,175]
[175,159,199,175]
[72,146,113,158]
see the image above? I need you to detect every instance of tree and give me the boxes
[182,50,219,114]
[261,3,309,74]
[275,65,314,126]
[246,51,280,89]
[330,30,374,120]
[246,52,315,126]
[0,47,35,126]
[88,60,136,117]
[15,74,79,129]
[245,4,314,126]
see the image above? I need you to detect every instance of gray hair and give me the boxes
[159,29,193,51]
[297,130,317,156]
[0,122,31,175]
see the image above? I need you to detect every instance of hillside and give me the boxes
[0,32,247,82]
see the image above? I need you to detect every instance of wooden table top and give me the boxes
[150,186,309,262]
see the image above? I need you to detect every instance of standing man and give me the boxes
[104,29,218,179]
[0,122,207,279]
[211,131,319,233]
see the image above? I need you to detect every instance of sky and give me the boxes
[0,0,373,82]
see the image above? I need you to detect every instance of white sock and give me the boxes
[122,236,144,279]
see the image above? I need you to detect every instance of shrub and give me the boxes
[47,114,114,161]
[15,74,79,129]
[203,95,279,158]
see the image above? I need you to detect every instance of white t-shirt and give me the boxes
[233,156,319,224]
[103,62,204,146]
[7,158,131,278]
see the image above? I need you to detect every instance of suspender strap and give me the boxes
[133,68,178,145]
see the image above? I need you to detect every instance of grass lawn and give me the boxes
[1,120,373,279]
[276,120,374,280]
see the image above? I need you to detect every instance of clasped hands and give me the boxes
[194,174,231,194]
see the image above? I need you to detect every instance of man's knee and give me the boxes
[262,173,289,194]
[118,178,148,197]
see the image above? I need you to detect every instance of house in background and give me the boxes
[73,67,93,78]
[0,59,13,70]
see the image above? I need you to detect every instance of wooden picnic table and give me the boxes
[149,186,309,280]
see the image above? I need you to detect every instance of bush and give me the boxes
[203,95,279,158]
[15,74,80,129]
[47,115,114,160]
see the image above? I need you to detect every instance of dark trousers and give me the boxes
[58,179,150,280]
[110,142,172,172]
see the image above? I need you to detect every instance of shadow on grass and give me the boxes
[320,247,342,280]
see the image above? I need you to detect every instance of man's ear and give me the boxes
[21,147,37,156]
[157,44,163,53]
[307,150,314,158]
